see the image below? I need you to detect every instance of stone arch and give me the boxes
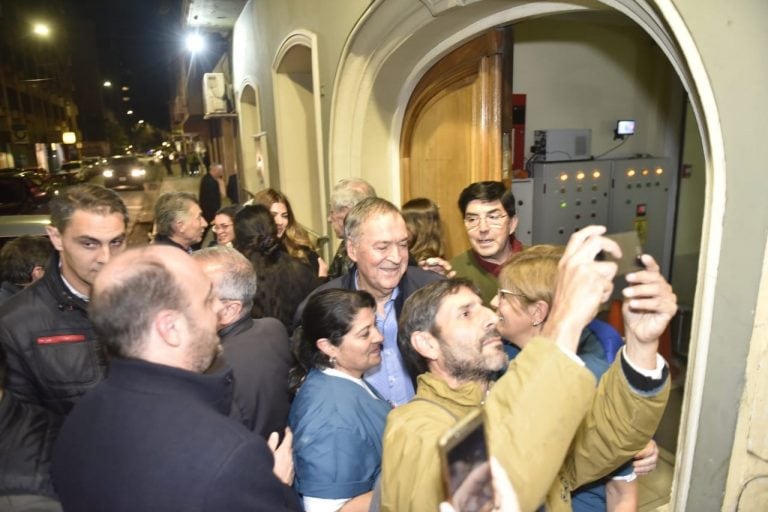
[328,1,726,508]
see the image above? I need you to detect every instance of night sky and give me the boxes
[67,0,183,131]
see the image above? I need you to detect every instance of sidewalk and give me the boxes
[126,169,201,247]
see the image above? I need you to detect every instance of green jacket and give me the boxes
[380,338,669,512]
[450,250,499,306]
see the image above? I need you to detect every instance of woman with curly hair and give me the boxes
[253,188,328,277]
[233,204,320,330]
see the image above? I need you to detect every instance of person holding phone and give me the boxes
[381,226,676,512]
[493,244,657,512]
[289,289,392,512]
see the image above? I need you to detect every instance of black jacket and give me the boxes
[0,391,60,499]
[293,264,443,329]
[0,253,106,416]
[52,358,301,512]
[216,315,293,439]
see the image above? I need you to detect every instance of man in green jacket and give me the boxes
[381,226,675,512]
[450,181,523,306]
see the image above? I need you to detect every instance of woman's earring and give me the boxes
[532,319,541,327]
[329,356,337,367]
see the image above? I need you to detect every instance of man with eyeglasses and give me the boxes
[451,181,523,305]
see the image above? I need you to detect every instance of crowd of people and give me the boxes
[0,169,677,512]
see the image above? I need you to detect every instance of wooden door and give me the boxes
[401,30,505,259]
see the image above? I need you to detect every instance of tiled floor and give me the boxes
[638,445,675,511]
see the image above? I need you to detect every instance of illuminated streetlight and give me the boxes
[121,86,130,91]
[126,110,134,115]
[33,23,50,37]
[138,120,145,125]
[103,80,112,88]
[186,33,205,53]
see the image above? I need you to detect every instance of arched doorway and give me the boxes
[328,1,740,509]
[272,31,327,245]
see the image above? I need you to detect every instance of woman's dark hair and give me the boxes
[235,204,320,329]
[289,288,375,393]
[233,204,281,261]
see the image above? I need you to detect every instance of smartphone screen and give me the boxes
[439,410,494,512]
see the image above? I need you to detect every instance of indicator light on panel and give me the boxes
[655,167,663,175]
[642,168,650,176]
[592,169,601,179]
[559,173,568,182]
[576,171,585,180]
[627,168,636,177]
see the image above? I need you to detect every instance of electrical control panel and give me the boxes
[530,160,612,245]
[608,157,676,277]
[526,156,677,280]
[511,178,533,246]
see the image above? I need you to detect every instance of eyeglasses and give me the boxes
[463,212,508,230]
[497,288,527,301]
[212,223,232,233]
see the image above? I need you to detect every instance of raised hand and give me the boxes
[622,254,677,368]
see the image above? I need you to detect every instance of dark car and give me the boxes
[0,168,53,215]
[102,155,146,189]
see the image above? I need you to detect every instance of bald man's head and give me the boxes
[90,246,218,369]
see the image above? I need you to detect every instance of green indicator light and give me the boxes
[560,201,567,208]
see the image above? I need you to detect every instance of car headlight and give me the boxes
[131,168,146,177]
[103,169,114,178]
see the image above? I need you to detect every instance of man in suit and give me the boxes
[52,245,299,512]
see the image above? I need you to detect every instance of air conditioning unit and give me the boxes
[203,73,228,115]
[532,129,592,161]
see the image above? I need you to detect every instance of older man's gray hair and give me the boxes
[154,192,199,237]
[343,197,402,246]
[330,178,377,212]
[192,246,257,312]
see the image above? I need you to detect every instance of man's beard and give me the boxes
[442,331,509,383]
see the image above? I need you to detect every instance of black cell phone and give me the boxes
[438,409,494,512]
[596,231,645,276]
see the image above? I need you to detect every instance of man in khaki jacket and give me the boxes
[381,226,675,512]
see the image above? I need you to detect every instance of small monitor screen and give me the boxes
[617,120,636,136]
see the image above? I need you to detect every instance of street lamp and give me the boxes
[103,80,112,88]
[185,33,205,54]
[126,110,134,115]
[32,23,51,38]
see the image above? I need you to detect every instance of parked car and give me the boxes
[0,168,54,215]
[60,160,88,182]
[0,214,50,250]
[102,155,147,189]
[81,157,104,180]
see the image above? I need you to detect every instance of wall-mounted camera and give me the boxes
[614,119,635,140]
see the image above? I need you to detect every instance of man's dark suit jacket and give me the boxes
[52,358,300,512]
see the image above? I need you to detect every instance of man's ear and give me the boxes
[45,225,63,252]
[508,214,519,235]
[346,240,358,263]
[29,265,46,284]
[411,331,440,361]
[154,310,183,348]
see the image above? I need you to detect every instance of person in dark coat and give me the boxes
[51,245,300,512]
[0,235,53,306]
[0,342,62,511]
[193,246,293,439]
[293,197,443,406]
[199,163,225,226]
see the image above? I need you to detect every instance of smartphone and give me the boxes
[596,230,645,276]
[439,409,494,512]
